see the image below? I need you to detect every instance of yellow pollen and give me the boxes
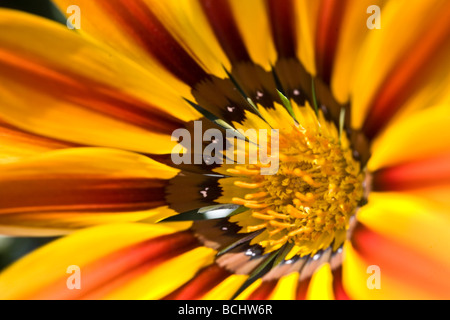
[229,108,365,256]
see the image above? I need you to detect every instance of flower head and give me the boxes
[0,0,449,300]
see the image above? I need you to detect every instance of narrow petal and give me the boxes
[294,0,319,76]
[0,222,195,299]
[0,148,179,235]
[201,274,248,300]
[331,0,385,104]
[268,272,299,300]
[0,9,199,154]
[305,263,334,300]
[228,0,277,70]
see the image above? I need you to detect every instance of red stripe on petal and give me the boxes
[267,0,297,58]
[200,0,251,64]
[247,280,277,300]
[363,6,450,139]
[332,266,350,300]
[296,278,310,300]
[101,0,209,87]
[0,117,77,149]
[0,50,184,135]
[0,178,167,215]
[163,264,231,300]
[352,224,450,297]
[31,231,199,300]
[373,153,450,191]
[315,0,348,84]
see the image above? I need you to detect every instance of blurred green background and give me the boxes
[0,0,64,271]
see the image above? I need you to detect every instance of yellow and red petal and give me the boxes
[0,9,200,154]
[163,264,249,300]
[344,224,450,299]
[0,148,179,235]
[355,193,450,269]
[350,0,450,135]
[369,104,450,171]
[0,117,75,164]
[344,192,450,299]
[330,0,385,104]
[0,222,220,299]
[54,0,228,82]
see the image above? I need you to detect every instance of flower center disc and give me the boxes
[229,107,365,256]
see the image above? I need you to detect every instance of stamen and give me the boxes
[227,106,364,256]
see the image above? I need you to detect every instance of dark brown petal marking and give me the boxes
[191,219,248,251]
[315,0,348,85]
[101,0,209,87]
[27,231,199,299]
[165,172,223,213]
[230,62,280,109]
[273,58,312,106]
[163,264,231,300]
[0,178,168,214]
[267,0,297,58]
[192,75,251,124]
[200,0,251,64]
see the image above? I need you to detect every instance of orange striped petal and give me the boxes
[0,222,217,300]
[0,148,179,235]
[0,117,75,164]
[52,0,218,87]
[344,225,450,299]
[0,9,199,154]
[351,0,450,135]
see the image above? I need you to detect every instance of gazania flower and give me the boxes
[0,0,449,300]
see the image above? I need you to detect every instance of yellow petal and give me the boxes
[369,104,450,171]
[0,148,179,235]
[104,247,216,299]
[356,192,450,269]
[228,0,277,71]
[0,118,72,164]
[201,275,249,300]
[306,263,334,300]
[234,278,263,300]
[0,222,192,299]
[294,0,319,76]
[351,0,450,129]
[268,272,299,300]
[0,9,198,154]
